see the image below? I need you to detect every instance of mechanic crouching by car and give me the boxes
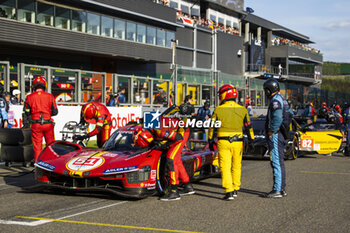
[263,78,292,198]
[73,102,112,148]
[24,76,58,161]
[133,111,195,201]
[208,85,254,200]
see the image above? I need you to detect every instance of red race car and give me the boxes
[34,124,219,199]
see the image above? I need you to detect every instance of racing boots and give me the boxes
[160,187,181,201]
[233,190,238,197]
[223,192,234,201]
[281,190,287,197]
[180,182,195,196]
[265,190,283,198]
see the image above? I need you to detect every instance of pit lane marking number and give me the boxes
[301,138,314,149]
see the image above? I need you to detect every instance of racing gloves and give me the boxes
[208,139,215,151]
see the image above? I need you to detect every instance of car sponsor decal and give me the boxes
[36,160,56,171]
[150,170,156,181]
[102,153,118,157]
[300,136,314,149]
[66,152,106,172]
[313,144,321,151]
[141,182,156,188]
[103,165,138,174]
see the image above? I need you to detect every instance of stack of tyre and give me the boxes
[0,128,34,167]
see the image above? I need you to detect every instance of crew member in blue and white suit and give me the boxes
[263,78,289,198]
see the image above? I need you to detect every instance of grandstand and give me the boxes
[0,0,325,108]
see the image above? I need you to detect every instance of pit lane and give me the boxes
[0,154,349,233]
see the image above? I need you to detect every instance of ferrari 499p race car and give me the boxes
[34,123,219,199]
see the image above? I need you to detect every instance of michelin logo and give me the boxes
[143,110,161,129]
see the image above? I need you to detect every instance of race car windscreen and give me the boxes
[103,130,142,151]
[306,122,338,131]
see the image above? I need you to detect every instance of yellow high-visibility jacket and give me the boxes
[208,100,255,140]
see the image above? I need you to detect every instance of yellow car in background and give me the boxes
[292,120,344,157]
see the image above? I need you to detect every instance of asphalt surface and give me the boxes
[0,154,349,233]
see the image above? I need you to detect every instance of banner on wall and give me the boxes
[10,105,142,140]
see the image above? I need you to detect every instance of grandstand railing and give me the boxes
[245,64,287,76]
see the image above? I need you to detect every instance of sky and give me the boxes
[244,0,350,62]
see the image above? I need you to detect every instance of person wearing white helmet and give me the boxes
[11,89,23,105]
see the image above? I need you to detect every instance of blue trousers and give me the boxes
[267,132,286,191]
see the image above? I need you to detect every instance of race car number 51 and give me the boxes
[301,138,314,148]
[67,156,105,172]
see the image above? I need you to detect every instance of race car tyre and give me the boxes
[0,145,34,163]
[344,146,350,157]
[284,142,294,160]
[0,128,32,145]
[156,155,169,195]
[290,136,299,160]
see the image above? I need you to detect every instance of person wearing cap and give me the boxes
[11,89,22,105]
[208,84,254,200]
[24,76,58,161]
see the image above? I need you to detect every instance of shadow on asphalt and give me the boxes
[195,181,266,197]
[239,188,267,197]
[0,166,132,201]
[243,156,269,161]
[193,192,223,200]
[298,155,317,159]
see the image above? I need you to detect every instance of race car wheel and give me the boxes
[0,128,32,145]
[0,145,34,163]
[156,155,170,195]
[291,136,299,160]
[284,142,293,160]
[344,146,350,157]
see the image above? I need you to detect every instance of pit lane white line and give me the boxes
[0,201,128,227]
[0,219,51,226]
[57,201,128,220]
[34,200,102,218]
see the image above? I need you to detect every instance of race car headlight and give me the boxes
[126,165,151,184]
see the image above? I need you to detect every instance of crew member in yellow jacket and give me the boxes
[209,84,254,201]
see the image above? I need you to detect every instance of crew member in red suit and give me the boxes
[133,114,195,201]
[321,102,330,111]
[73,102,112,148]
[334,105,344,124]
[24,76,58,161]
